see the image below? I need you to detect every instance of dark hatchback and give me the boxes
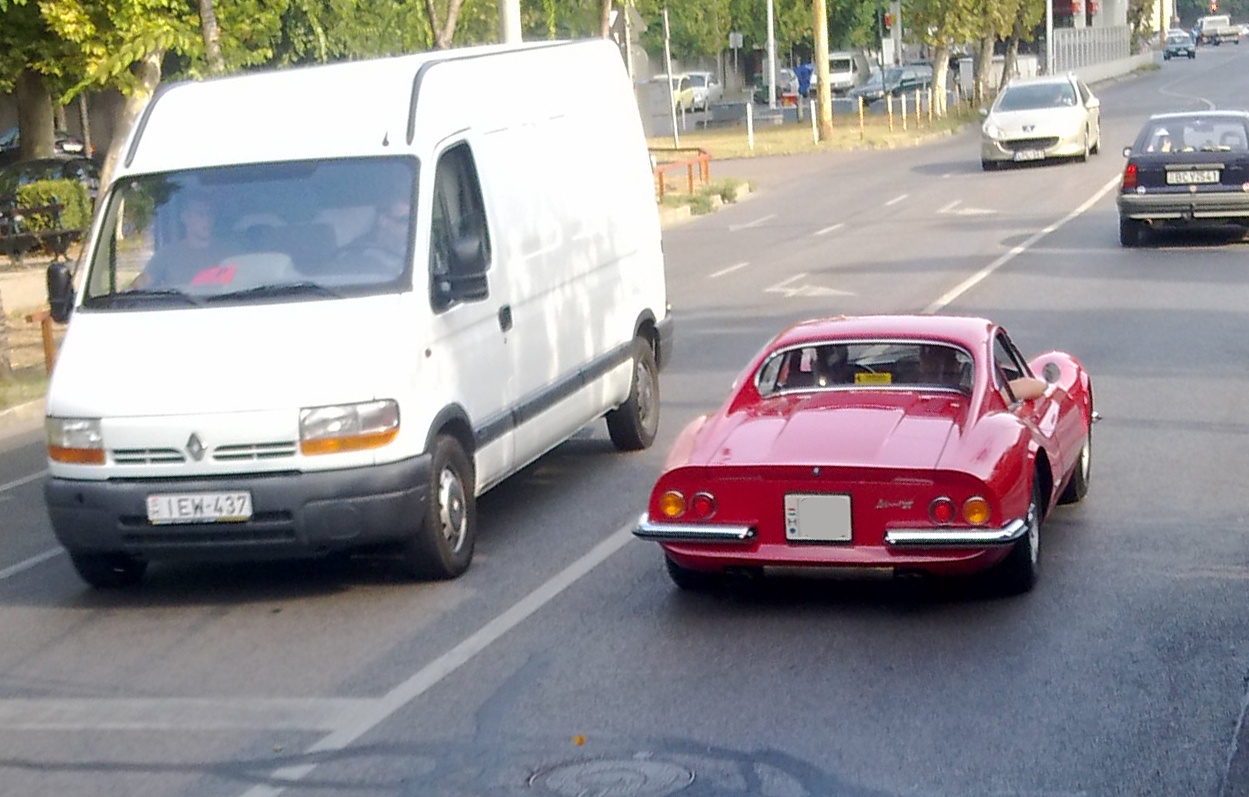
[1163,31,1197,60]
[1117,111,1249,246]
[0,127,90,167]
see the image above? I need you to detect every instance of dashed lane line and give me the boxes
[710,262,749,278]
[728,213,776,231]
[813,223,844,236]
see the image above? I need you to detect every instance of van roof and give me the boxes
[121,39,618,177]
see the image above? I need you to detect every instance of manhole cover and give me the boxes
[531,759,694,797]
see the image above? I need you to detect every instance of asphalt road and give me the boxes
[4,48,1249,796]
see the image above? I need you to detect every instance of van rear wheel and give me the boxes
[402,435,475,580]
[606,337,660,451]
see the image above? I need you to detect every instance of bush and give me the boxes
[13,178,92,231]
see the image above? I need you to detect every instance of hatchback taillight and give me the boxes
[1121,163,1138,191]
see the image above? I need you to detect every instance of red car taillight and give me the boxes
[690,492,717,519]
[929,497,957,524]
[1121,163,1138,191]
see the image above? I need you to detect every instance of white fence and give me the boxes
[1051,25,1131,73]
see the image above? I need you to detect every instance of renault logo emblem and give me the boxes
[186,433,206,461]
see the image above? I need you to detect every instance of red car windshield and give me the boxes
[756,341,973,395]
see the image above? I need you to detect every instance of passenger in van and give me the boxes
[334,192,412,276]
[132,192,237,289]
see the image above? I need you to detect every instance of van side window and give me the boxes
[430,143,491,311]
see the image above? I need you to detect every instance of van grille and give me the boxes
[213,442,298,461]
[112,448,186,465]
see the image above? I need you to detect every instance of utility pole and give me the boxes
[766,0,777,109]
[499,0,521,44]
[813,0,832,140]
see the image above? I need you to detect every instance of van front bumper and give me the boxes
[45,455,430,561]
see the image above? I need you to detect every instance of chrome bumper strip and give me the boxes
[885,518,1027,547]
[633,513,756,543]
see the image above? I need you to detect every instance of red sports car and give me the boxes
[634,315,1094,594]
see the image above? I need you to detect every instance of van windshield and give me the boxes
[81,156,418,309]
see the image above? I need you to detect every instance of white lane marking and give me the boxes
[923,174,1120,314]
[710,262,749,279]
[1,470,45,494]
[765,273,854,299]
[728,213,776,231]
[0,548,63,583]
[937,199,996,217]
[884,193,908,207]
[813,223,844,236]
[238,522,637,797]
[0,698,372,731]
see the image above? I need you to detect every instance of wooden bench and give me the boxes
[0,201,84,265]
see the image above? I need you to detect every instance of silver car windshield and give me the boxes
[996,82,1078,111]
[81,156,418,309]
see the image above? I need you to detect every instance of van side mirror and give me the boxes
[47,261,75,323]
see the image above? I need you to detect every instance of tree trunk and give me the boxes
[931,43,950,117]
[15,70,55,161]
[99,50,164,196]
[424,0,467,49]
[600,0,612,38]
[77,96,93,158]
[1001,11,1025,86]
[198,0,226,75]
[973,35,995,106]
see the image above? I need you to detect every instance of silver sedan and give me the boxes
[980,74,1102,170]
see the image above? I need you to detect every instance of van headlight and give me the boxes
[299,400,399,456]
[47,417,105,464]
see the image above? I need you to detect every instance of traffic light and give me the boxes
[883,12,894,33]
[1211,0,1218,11]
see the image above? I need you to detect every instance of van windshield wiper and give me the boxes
[207,282,342,302]
[89,288,203,308]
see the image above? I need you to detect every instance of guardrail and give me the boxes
[650,147,711,201]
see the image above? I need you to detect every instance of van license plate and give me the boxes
[1013,149,1045,162]
[146,492,253,525]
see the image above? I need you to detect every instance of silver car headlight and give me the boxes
[983,122,1004,140]
[299,399,399,455]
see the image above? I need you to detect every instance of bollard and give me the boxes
[746,101,754,152]
[901,93,908,132]
[811,100,818,144]
[915,87,921,127]
[927,88,934,123]
[858,96,865,140]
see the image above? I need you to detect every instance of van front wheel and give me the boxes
[607,337,660,451]
[402,435,475,580]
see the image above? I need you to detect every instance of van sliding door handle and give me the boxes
[497,305,513,332]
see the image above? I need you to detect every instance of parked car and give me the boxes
[1117,110,1249,246]
[848,63,935,104]
[686,70,723,111]
[980,73,1101,170]
[752,67,800,104]
[1163,30,1197,59]
[0,127,90,167]
[634,315,1094,595]
[652,73,694,112]
[0,156,100,203]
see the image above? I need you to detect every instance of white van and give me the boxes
[43,39,672,588]
[811,51,872,96]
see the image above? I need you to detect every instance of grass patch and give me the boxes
[659,177,750,217]
[650,105,978,160]
[0,369,48,413]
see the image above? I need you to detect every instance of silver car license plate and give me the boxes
[784,494,852,542]
[146,492,253,525]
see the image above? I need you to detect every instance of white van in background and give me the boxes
[44,39,672,588]
[811,50,873,96]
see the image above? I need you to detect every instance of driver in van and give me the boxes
[334,190,412,276]
[132,192,237,289]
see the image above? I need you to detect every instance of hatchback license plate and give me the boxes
[1167,169,1220,185]
[785,494,852,542]
[146,492,253,525]
[1013,149,1045,162]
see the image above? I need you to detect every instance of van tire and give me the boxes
[402,435,475,580]
[70,552,147,589]
[607,337,660,451]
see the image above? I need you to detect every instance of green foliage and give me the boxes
[13,178,92,230]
